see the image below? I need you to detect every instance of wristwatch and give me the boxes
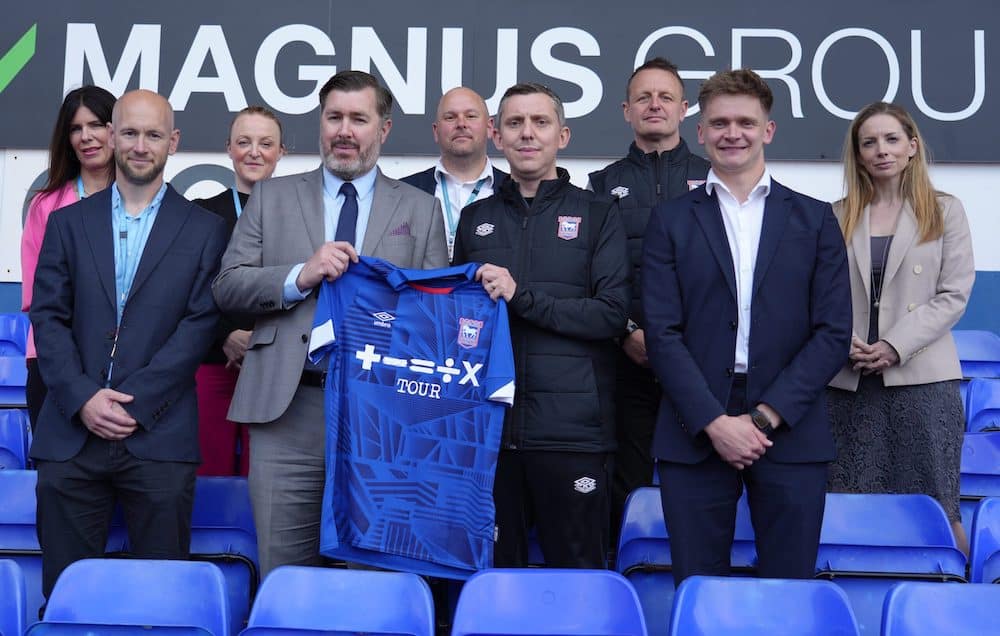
[749,407,775,437]
[625,319,640,335]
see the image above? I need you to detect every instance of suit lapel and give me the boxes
[363,169,401,255]
[880,200,918,292]
[851,204,873,301]
[128,185,187,302]
[692,191,737,301]
[80,190,117,309]
[751,182,792,299]
[296,168,326,252]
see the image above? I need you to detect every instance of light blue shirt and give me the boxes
[111,182,167,324]
[283,166,378,304]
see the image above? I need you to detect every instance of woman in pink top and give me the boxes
[21,85,116,430]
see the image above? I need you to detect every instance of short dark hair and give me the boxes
[41,85,117,194]
[497,82,565,127]
[318,70,394,121]
[698,69,773,115]
[228,105,284,145]
[626,57,684,100]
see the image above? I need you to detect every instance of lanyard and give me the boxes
[76,175,86,200]
[440,175,487,238]
[232,186,244,218]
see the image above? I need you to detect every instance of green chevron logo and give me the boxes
[0,24,37,94]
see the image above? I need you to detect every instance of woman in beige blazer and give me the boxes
[827,101,975,552]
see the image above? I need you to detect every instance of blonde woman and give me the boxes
[827,101,974,552]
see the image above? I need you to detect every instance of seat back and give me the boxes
[970,497,1000,583]
[959,433,1000,535]
[615,487,756,636]
[817,493,966,636]
[242,566,433,635]
[29,558,229,636]
[451,568,647,636]
[190,477,259,634]
[0,314,29,408]
[966,379,1000,432]
[953,329,1000,379]
[881,581,1000,636]
[668,576,859,636]
[0,559,26,636]
[0,409,30,470]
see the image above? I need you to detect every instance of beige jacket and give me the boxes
[829,194,974,390]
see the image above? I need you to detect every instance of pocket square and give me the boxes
[389,222,411,237]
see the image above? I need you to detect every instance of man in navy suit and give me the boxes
[401,87,507,258]
[641,69,851,584]
[29,90,227,599]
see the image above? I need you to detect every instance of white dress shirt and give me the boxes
[433,158,496,257]
[705,168,772,373]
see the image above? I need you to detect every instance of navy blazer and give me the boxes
[400,165,508,195]
[29,184,227,462]
[642,179,851,464]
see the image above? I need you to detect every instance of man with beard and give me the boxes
[402,87,507,258]
[30,89,227,603]
[213,70,447,575]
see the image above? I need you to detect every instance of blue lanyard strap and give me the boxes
[440,175,487,237]
[231,186,244,218]
[76,175,86,199]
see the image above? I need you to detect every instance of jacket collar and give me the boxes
[627,138,694,166]
[500,167,572,211]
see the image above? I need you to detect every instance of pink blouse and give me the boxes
[21,181,80,359]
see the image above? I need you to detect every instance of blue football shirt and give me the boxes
[309,256,515,578]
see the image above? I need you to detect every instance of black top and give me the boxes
[452,169,630,452]
[194,188,254,364]
[868,234,893,343]
[588,139,711,330]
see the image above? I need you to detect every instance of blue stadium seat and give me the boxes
[966,378,1000,432]
[615,487,755,636]
[881,581,1000,636]
[816,493,966,636]
[0,409,30,470]
[26,558,229,636]
[668,576,859,636]
[0,313,29,408]
[451,569,646,636]
[959,433,1000,536]
[189,477,259,634]
[970,497,1000,584]
[240,566,434,635]
[0,470,129,621]
[953,329,1000,379]
[0,559,27,636]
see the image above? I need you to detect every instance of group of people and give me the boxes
[20,57,974,606]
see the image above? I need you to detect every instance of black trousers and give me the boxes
[493,449,609,569]
[26,358,47,433]
[35,434,198,598]
[657,375,828,585]
[611,353,658,545]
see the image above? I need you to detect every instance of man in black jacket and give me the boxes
[588,58,711,538]
[453,83,630,568]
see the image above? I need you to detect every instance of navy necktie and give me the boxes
[335,181,359,246]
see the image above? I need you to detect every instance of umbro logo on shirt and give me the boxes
[372,311,395,328]
[573,476,597,494]
[475,222,495,237]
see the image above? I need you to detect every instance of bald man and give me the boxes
[29,89,227,603]
[402,87,507,258]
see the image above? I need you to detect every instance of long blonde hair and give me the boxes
[840,102,943,242]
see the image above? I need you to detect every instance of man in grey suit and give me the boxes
[213,70,448,575]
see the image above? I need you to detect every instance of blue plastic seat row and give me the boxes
[0,471,256,633]
[617,488,967,636]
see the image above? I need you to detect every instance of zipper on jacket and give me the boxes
[654,151,662,197]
